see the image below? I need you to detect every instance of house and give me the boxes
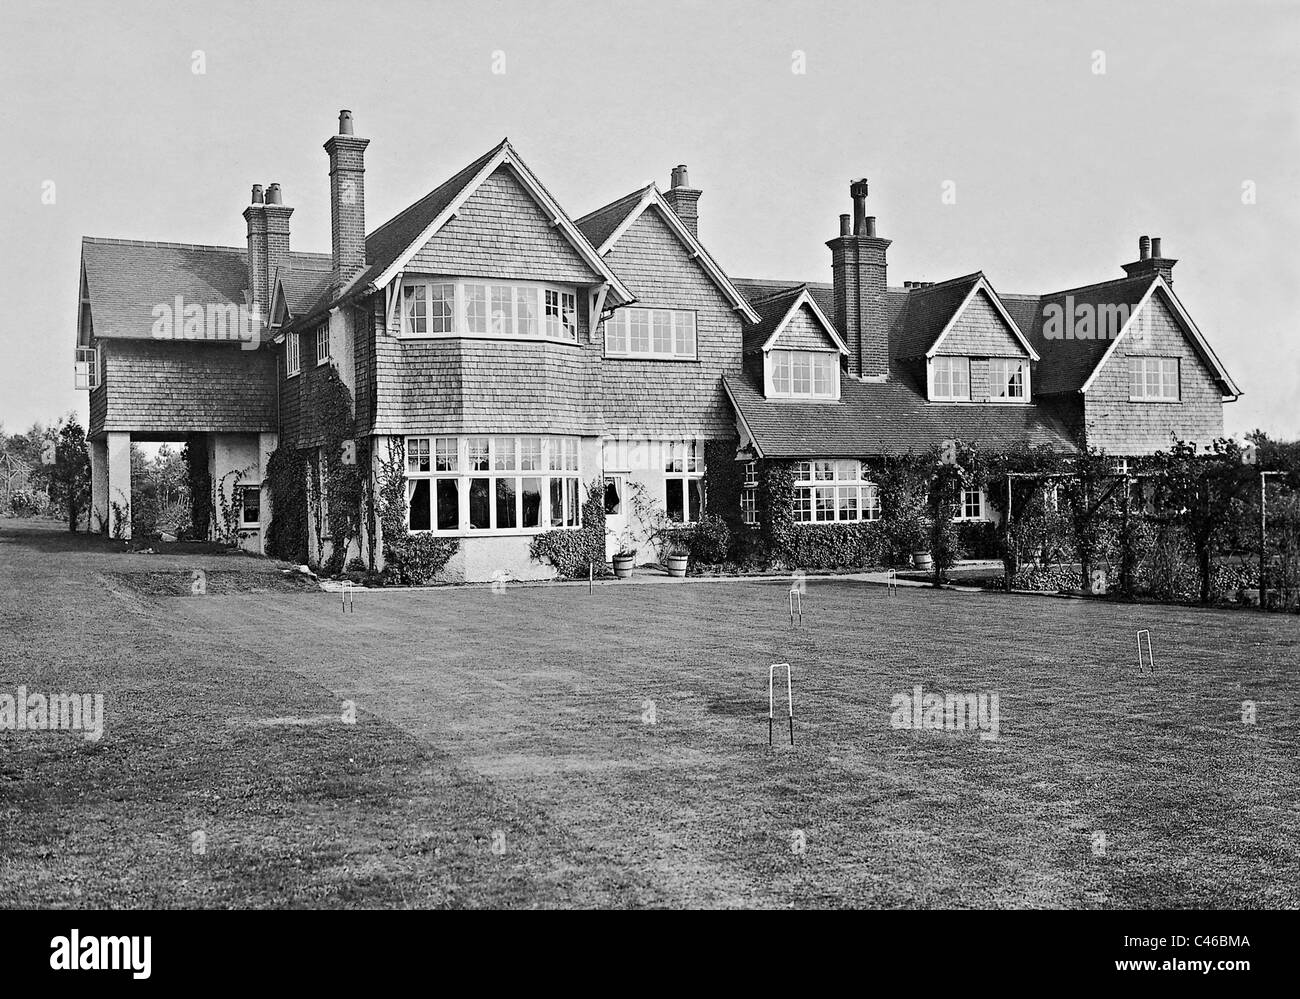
[74,110,1241,578]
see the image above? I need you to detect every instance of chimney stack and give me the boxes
[662,164,702,241]
[1122,234,1177,285]
[828,179,892,380]
[244,182,292,319]
[325,109,370,292]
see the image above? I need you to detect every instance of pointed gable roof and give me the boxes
[742,284,847,355]
[577,185,760,323]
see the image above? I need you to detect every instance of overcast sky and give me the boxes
[2,0,1296,439]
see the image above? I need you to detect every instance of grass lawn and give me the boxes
[1,519,1297,908]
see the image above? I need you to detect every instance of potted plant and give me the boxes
[665,548,689,578]
[612,549,636,578]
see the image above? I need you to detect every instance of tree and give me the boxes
[1060,445,1119,592]
[1149,438,1255,604]
[49,417,91,531]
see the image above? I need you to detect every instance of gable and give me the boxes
[934,289,1026,357]
[772,303,840,351]
[602,207,737,313]
[1092,289,1216,390]
[406,166,601,285]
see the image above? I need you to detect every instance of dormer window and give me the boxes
[931,357,970,401]
[988,358,1026,400]
[768,349,838,399]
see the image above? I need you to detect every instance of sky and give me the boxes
[2,0,1297,440]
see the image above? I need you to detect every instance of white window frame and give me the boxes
[74,346,99,390]
[987,357,1028,402]
[315,323,330,366]
[239,483,263,527]
[404,435,582,536]
[400,278,579,344]
[663,440,704,525]
[930,356,971,401]
[765,348,839,400]
[953,486,985,522]
[286,331,300,377]
[740,460,759,526]
[1128,356,1180,402]
[792,460,880,524]
[604,307,697,360]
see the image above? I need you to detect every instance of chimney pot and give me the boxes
[850,178,869,235]
[839,214,852,237]
[266,183,282,205]
[864,216,877,238]
[1139,235,1151,260]
[339,110,354,136]
[1151,236,1162,258]
[251,184,264,204]
[670,164,690,189]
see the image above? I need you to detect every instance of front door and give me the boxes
[603,474,626,561]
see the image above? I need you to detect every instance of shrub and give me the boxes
[955,521,999,559]
[385,534,458,585]
[530,479,609,578]
[777,521,886,571]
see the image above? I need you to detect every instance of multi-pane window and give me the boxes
[1128,356,1179,401]
[954,486,984,521]
[604,308,697,359]
[792,460,880,524]
[405,436,580,533]
[769,350,837,398]
[401,280,577,341]
[315,323,330,365]
[239,485,261,526]
[664,441,703,524]
[932,357,970,400]
[286,332,301,376]
[988,358,1025,400]
[740,460,758,526]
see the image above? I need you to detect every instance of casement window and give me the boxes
[988,358,1026,400]
[286,332,301,377]
[931,357,970,401]
[953,486,984,521]
[1128,356,1180,401]
[239,485,261,527]
[740,460,759,526]
[315,323,330,365]
[768,349,838,399]
[792,460,880,524]
[401,280,576,342]
[74,347,100,390]
[664,440,703,524]
[604,308,697,359]
[405,435,580,534]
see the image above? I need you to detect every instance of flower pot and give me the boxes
[911,551,933,570]
[612,553,635,579]
[666,554,688,578]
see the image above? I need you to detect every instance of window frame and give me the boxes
[404,435,582,536]
[1128,356,1180,402]
[603,307,698,360]
[399,278,580,344]
[930,356,971,401]
[286,331,301,377]
[238,483,262,527]
[662,440,704,525]
[765,348,840,400]
[987,357,1028,402]
[952,485,985,522]
[740,460,759,526]
[791,460,880,524]
[315,323,330,366]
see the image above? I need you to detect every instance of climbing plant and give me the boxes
[265,445,309,563]
[375,437,458,584]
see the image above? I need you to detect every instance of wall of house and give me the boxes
[598,208,745,439]
[1083,291,1225,456]
[93,339,276,435]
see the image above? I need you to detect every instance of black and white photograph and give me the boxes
[0,0,1296,976]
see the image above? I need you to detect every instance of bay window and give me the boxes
[406,435,580,533]
[604,308,697,359]
[792,460,880,524]
[400,279,578,342]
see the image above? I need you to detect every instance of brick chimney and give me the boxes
[1121,234,1177,285]
[243,184,269,315]
[663,164,702,240]
[827,179,891,380]
[263,183,292,315]
[325,109,369,292]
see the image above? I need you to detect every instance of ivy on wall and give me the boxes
[375,437,458,584]
[529,477,610,578]
[265,446,309,563]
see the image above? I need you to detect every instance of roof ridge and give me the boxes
[82,236,245,253]
[906,270,984,292]
[575,186,652,226]
[1038,272,1158,298]
[364,138,507,245]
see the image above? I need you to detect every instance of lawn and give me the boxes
[1,519,1297,908]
